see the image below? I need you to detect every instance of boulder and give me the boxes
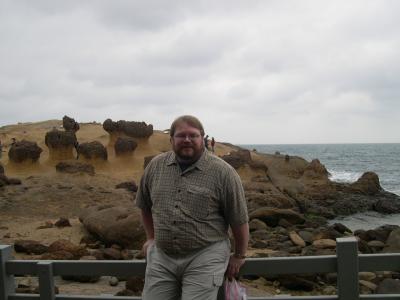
[114,137,138,156]
[77,141,107,160]
[312,239,336,249]
[54,217,71,228]
[14,240,48,255]
[249,208,305,227]
[56,161,95,175]
[103,119,153,138]
[8,140,42,163]
[289,231,306,247]
[79,205,146,249]
[221,149,267,170]
[350,172,382,195]
[62,115,80,132]
[374,197,400,214]
[249,219,268,232]
[376,278,400,294]
[383,228,400,253]
[48,239,88,259]
[330,223,352,234]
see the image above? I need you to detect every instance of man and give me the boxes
[136,115,249,300]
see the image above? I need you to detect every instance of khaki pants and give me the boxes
[143,239,230,300]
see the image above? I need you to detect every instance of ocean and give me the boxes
[242,143,400,230]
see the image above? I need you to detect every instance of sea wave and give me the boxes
[329,170,362,183]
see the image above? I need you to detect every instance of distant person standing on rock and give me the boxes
[211,137,215,152]
[136,115,249,300]
[204,134,209,150]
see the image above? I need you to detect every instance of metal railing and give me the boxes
[1,237,400,300]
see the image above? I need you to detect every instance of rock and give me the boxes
[63,115,80,132]
[79,205,146,249]
[56,161,95,175]
[383,228,400,253]
[350,172,382,195]
[303,159,330,179]
[77,141,107,160]
[126,277,145,294]
[115,181,138,192]
[54,217,71,228]
[278,275,316,291]
[359,272,377,281]
[367,240,385,251]
[0,174,22,186]
[8,140,42,163]
[330,223,352,234]
[103,119,153,138]
[6,177,21,185]
[14,240,48,254]
[359,280,377,291]
[109,277,119,286]
[289,231,306,247]
[48,239,88,259]
[312,228,341,241]
[45,130,77,160]
[322,286,336,295]
[249,219,268,232]
[298,230,314,244]
[114,137,138,156]
[37,221,53,229]
[312,239,336,249]
[249,208,305,227]
[103,248,122,260]
[221,149,266,171]
[376,278,400,294]
[0,163,4,174]
[374,197,400,214]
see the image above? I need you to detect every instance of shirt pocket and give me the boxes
[182,185,211,220]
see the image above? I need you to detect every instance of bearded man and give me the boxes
[136,115,249,300]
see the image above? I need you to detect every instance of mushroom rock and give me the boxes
[103,119,153,146]
[8,140,42,163]
[62,115,80,132]
[45,129,77,160]
[77,141,108,161]
[114,137,138,156]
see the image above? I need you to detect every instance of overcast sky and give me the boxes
[1,1,399,144]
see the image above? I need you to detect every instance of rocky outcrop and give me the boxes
[302,159,330,179]
[79,205,145,249]
[45,129,77,160]
[222,149,267,171]
[103,119,153,139]
[350,172,382,195]
[8,140,42,163]
[56,161,95,175]
[114,137,138,156]
[77,141,107,161]
[115,181,138,192]
[62,115,80,132]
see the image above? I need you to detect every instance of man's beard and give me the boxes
[175,146,202,163]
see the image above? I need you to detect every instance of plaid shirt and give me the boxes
[135,150,248,256]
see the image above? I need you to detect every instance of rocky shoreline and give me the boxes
[1,118,400,296]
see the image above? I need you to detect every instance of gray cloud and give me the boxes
[0,0,399,143]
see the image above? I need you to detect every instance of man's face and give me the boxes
[171,122,204,162]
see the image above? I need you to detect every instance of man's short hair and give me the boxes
[170,115,205,137]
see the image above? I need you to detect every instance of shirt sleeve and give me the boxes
[223,166,249,227]
[135,162,153,211]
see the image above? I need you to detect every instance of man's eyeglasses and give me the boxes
[173,133,201,141]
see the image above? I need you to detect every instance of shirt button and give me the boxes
[177,189,181,193]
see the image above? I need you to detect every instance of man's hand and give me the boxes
[226,254,245,280]
[142,238,154,258]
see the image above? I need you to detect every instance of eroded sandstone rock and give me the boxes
[8,140,42,163]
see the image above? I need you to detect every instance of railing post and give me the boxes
[337,237,359,300]
[0,246,15,300]
[37,262,55,300]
